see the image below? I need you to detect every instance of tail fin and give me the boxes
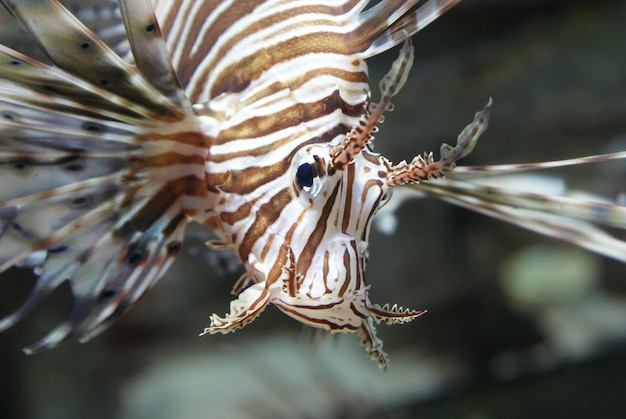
[0,0,209,352]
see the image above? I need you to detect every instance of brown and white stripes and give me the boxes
[0,0,465,368]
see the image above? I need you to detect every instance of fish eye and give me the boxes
[296,162,316,190]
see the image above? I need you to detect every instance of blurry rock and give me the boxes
[500,244,600,306]
[120,335,461,419]
[500,244,626,363]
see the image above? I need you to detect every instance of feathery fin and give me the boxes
[1,0,186,119]
[0,0,207,352]
[369,303,426,325]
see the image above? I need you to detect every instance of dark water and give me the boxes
[1,1,626,418]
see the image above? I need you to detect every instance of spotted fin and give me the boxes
[56,0,130,57]
[0,0,207,352]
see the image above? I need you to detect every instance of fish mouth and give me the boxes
[272,289,370,333]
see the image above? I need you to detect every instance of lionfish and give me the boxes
[1,0,625,370]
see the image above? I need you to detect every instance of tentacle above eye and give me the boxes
[386,98,492,186]
[331,39,414,172]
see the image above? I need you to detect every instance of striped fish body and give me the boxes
[156,2,434,367]
[0,0,459,368]
[2,0,625,370]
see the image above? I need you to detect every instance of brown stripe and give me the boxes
[288,301,341,310]
[204,171,231,194]
[350,240,362,291]
[157,0,184,37]
[219,201,255,226]
[216,159,289,195]
[212,123,351,163]
[295,180,341,276]
[286,248,297,298]
[322,250,330,289]
[338,247,351,297]
[210,132,298,164]
[278,304,358,331]
[216,90,364,145]
[360,179,383,241]
[163,212,186,236]
[289,67,367,92]
[238,67,367,107]
[114,174,204,238]
[209,32,360,98]
[362,149,382,165]
[265,210,304,286]
[212,127,343,195]
[265,237,289,287]
[341,163,355,233]
[238,188,292,260]
[136,130,213,147]
[132,152,205,168]
[259,233,275,266]
[349,302,368,319]
[175,0,267,89]
[183,2,365,100]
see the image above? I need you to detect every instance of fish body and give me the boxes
[1,0,625,369]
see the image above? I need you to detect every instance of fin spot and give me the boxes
[7,59,23,66]
[12,222,34,239]
[100,289,117,299]
[82,122,104,133]
[69,196,90,208]
[126,250,146,266]
[167,241,182,256]
[65,163,84,172]
[78,40,93,50]
[48,245,68,254]
[98,79,110,87]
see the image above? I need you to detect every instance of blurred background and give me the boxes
[1,1,626,418]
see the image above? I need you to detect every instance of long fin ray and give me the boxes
[0,43,157,123]
[0,207,120,334]
[354,1,418,44]
[0,0,184,119]
[408,176,626,263]
[0,151,132,203]
[450,152,626,178]
[0,0,210,352]
[357,0,463,58]
[63,0,129,58]
[74,222,186,344]
[0,180,124,271]
[22,215,185,353]
[117,0,192,113]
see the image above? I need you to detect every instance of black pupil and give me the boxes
[296,163,315,189]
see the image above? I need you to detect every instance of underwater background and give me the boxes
[1,1,626,418]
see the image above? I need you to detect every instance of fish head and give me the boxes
[205,141,425,369]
